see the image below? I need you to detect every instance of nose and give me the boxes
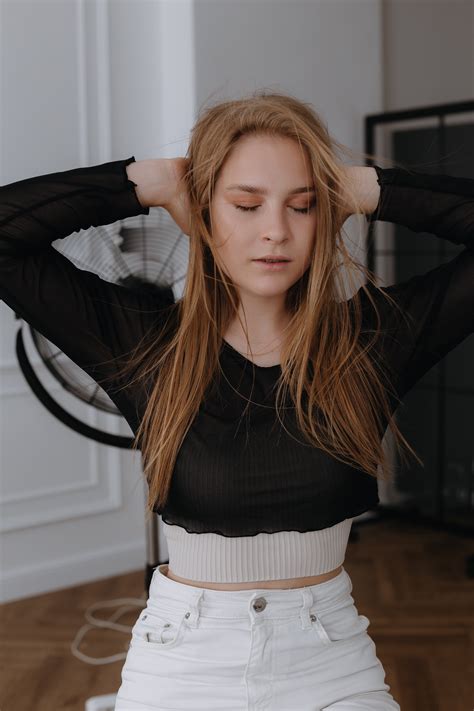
[262,232,288,249]
[261,215,288,243]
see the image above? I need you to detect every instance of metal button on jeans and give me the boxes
[253,597,267,612]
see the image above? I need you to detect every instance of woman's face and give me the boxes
[210,134,317,300]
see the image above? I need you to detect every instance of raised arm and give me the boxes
[356,164,474,401]
[0,156,175,406]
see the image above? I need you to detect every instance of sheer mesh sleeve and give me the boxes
[364,165,474,400]
[0,156,175,387]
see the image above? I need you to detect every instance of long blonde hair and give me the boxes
[100,89,421,520]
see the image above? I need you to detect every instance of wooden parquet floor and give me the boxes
[0,518,473,711]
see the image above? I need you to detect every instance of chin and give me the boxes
[250,287,290,297]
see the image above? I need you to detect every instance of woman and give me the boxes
[1,90,472,710]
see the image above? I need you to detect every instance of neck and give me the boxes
[225,316,291,356]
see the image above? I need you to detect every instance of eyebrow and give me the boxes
[225,184,315,196]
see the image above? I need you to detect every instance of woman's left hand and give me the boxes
[339,166,380,222]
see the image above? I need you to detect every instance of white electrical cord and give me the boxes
[71,595,147,665]
[85,694,118,711]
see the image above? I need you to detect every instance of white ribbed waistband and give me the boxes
[162,518,353,583]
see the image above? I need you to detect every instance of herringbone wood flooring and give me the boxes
[1,518,473,711]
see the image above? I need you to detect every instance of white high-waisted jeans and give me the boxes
[114,563,400,710]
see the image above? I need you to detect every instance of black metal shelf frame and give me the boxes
[362,99,474,540]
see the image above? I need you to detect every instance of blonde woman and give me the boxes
[1,91,473,710]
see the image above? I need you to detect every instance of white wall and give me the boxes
[194,0,383,162]
[383,0,473,109]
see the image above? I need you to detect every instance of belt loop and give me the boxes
[183,588,205,628]
[299,587,313,629]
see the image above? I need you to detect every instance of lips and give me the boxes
[253,260,291,270]
[254,254,291,262]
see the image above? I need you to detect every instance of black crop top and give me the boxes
[0,157,473,536]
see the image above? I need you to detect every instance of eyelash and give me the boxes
[235,201,316,215]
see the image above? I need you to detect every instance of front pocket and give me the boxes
[309,602,370,646]
[131,608,186,651]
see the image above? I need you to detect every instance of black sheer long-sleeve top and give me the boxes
[1,157,472,580]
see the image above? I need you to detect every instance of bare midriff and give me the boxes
[163,564,343,590]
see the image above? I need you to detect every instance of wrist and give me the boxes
[125,159,171,208]
[341,166,380,217]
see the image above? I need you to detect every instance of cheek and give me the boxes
[305,227,317,256]
[211,213,242,253]
[211,238,241,279]
[300,242,315,272]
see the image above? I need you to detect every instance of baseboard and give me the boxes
[0,539,145,603]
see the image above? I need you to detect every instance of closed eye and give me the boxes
[235,201,316,215]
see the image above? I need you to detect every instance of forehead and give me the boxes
[218,134,313,188]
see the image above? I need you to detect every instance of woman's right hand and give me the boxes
[159,157,192,237]
[127,157,192,236]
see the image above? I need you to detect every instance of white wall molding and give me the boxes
[0,536,144,604]
[0,402,123,531]
[76,0,89,165]
[0,0,145,603]
[94,0,112,163]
